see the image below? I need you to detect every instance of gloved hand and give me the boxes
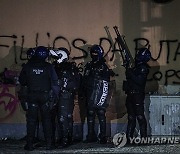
[109,69,119,77]
[18,86,29,111]
[18,86,28,100]
[125,68,133,79]
[48,90,58,110]
[20,100,29,111]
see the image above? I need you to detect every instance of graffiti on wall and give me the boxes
[0,84,19,122]
[0,33,180,85]
[0,31,179,122]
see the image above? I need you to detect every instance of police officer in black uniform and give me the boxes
[124,48,151,142]
[82,44,114,144]
[50,47,81,148]
[19,46,59,151]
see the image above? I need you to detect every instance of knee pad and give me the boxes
[67,114,72,120]
[128,115,136,121]
[87,110,95,123]
[97,109,105,116]
[137,115,146,121]
[97,110,106,121]
[59,116,65,123]
[88,110,94,116]
[137,115,147,125]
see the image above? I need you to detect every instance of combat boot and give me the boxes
[59,137,69,148]
[98,133,107,144]
[24,137,34,151]
[46,138,55,150]
[85,133,97,143]
[68,134,73,145]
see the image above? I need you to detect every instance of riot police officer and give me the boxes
[124,48,151,142]
[50,47,81,148]
[82,44,114,144]
[19,46,59,151]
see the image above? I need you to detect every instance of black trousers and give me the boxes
[87,106,106,139]
[86,87,107,139]
[26,92,52,146]
[50,105,58,144]
[125,92,147,138]
[57,91,74,141]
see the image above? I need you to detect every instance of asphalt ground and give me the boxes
[0,138,180,154]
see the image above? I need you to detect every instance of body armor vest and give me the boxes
[27,62,51,92]
[55,62,80,91]
[126,63,149,92]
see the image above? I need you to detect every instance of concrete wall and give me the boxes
[0,0,179,139]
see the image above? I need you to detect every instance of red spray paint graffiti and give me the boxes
[0,84,19,122]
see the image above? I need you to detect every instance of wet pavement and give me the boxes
[0,139,180,154]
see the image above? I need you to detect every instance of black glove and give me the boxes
[18,86,29,111]
[18,86,28,100]
[109,69,119,77]
[48,90,58,110]
[125,68,133,79]
[20,100,29,111]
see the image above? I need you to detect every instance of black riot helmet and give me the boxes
[90,44,104,61]
[34,46,49,60]
[49,47,69,64]
[27,48,35,60]
[135,48,151,64]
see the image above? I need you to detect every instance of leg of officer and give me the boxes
[40,102,53,150]
[97,108,107,143]
[86,106,97,142]
[24,103,38,151]
[39,92,54,150]
[126,94,136,141]
[135,93,147,138]
[58,92,73,148]
[50,106,58,146]
[67,96,74,145]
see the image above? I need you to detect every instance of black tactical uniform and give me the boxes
[124,48,151,141]
[56,61,80,147]
[19,46,59,151]
[82,45,113,144]
[49,48,81,148]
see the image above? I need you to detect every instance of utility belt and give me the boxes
[60,88,73,94]
[29,90,49,93]
[127,90,144,94]
[59,89,74,99]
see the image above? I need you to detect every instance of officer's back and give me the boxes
[19,47,53,93]
[19,46,58,151]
